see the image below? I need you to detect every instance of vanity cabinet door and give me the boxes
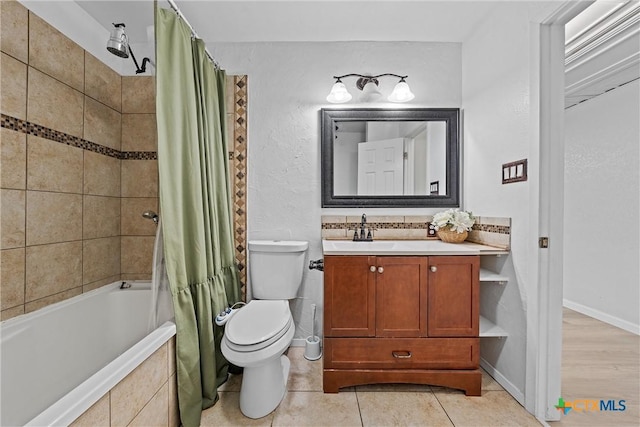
[375,257,428,338]
[427,256,479,337]
[324,256,376,337]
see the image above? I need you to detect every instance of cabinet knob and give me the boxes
[430,266,437,272]
[370,266,376,272]
[378,266,384,274]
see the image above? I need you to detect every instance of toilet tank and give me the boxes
[248,240,309,300]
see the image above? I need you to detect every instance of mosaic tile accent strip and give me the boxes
[232,76,248,299]
[1,114,157,160]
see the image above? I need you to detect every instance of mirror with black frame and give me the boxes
[320,108,460,207]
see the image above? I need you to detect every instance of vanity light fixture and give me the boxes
[326,73,415,103]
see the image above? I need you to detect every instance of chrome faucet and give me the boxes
[352,213,373,241]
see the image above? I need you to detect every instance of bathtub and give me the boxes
[0,281,176,426]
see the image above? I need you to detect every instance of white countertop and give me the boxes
[322,239,508,256]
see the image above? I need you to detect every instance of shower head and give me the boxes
[107,23,129,58]
[142,210,159,225]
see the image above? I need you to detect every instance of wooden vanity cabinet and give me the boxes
[323,255,481,395]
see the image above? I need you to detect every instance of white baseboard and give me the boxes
[479,358,525,405]
[563,299,640,335]
[291,338,307,347]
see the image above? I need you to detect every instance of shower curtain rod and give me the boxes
[166,0,220,69]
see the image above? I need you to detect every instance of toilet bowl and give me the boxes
[220,239,308,419]
[221,300,296,418]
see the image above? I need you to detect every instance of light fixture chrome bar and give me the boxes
[166,0,219,69]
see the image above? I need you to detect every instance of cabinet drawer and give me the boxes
[324,337,479,370]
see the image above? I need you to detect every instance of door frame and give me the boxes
[527,1,593,421]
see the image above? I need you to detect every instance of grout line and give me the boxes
[432,389,456,427]
[354,387,365,427]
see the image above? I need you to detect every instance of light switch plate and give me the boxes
[502,159,527,184]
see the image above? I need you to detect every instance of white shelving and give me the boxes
[479,268,508,284]
[479,316,508,338]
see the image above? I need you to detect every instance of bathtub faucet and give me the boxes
[119,281,132,289]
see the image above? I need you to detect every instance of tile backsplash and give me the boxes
[321,214,511,250]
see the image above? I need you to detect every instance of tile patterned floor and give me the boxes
[201,347,541,426]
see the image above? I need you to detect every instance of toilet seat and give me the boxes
[224,300,292,352]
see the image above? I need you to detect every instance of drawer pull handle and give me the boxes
[370,266,376,272]
[392,351,412,359]
[378,266,384,274]
[430,266,437,272]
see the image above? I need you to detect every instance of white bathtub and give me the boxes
[0,281,176,426]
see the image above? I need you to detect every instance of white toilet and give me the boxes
[220,240,309,419]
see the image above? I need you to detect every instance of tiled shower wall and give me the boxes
[0,2,157,320]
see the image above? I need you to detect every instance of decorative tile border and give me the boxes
[321,215,511,250]
[232,76,248,298]
[1,114,157,160]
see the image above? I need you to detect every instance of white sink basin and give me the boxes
[322,239,481,255]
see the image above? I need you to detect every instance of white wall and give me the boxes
[564,80,640,334]
[461,2,559,404]
[211,41,461,342]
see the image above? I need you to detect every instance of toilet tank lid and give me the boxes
[248,240,309,253]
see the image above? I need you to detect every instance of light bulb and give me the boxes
[326,81,352,103]
[388,80,415,103]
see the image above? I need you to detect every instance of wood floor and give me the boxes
[550,308,640,426]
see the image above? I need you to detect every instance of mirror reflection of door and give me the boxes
[333,120,447,196]
[357,138,405,195]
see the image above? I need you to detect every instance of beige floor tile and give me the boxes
[481,368,503,391]
[200,392,274,426]
[358,391,453,427]
[434,390,541,427]
[287,347,323,391]
[272,391,361,427]
[218,372,242,392]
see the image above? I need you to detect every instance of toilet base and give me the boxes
[239,355,291,419]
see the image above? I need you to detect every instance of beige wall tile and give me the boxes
[26,191,82,245]
[84,151,120,197]
[121,114,157,152]
[111,343,168,426]
[27,135,83,193]
[321,229,347,239]
[84,52,121,111]
[70,393,109,427]
[82,274,120,293]
[122,76,155,113]
[1,247,25,310]
[84,96,121,150]
[83,236,120,285]
[168,338,176,376]
[25,286,81,313]
[83,195,120,239]
[404,215,433,223]
[321,216,347,224]
[27,67,84,138]
[129,382,169,427]
[1,52,27,119]
[121,236,154,275]
[28,12,84,91]
[374,228,428,240]
[1,305,24,321]
[121,197,158,236]
[25,241,82,301]
[0,1,28,62]
[1,189,25,248]
[168,373,179,427]
[121,160,158,197]
[1,128,26,189]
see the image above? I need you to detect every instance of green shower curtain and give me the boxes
[155,8,241,427]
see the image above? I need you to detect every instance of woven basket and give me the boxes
[436,228,468,243]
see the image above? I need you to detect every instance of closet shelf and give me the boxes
[480,316,508,338]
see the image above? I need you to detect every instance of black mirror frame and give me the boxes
[321,108,460,208]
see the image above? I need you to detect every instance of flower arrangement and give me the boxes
[430,209,475,242]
